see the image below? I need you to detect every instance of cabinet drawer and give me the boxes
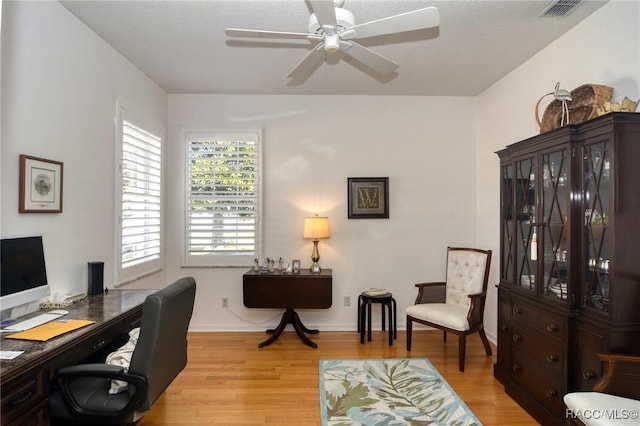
[511,350,564,416]
[511,298,565,341]
[511,326,564,375]
[50,325,123,372]
[6,398,48,426]
[1,364,48,425]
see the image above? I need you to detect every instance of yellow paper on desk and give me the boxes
[5,320,95,341]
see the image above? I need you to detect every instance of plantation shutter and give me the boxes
[120,119,162,273]
[185,131,261,267]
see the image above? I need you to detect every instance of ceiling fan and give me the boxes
[225,0,440,81]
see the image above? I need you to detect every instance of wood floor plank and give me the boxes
[141,330,538,425]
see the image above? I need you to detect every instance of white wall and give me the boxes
[476,0,640,340]
[0,1,168,298]
[165,95,478,331]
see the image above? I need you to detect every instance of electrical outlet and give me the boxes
[222,297,229,308]
[343,296,351,307]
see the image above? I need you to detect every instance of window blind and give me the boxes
[121,120,162,270]
[185,132,260,266]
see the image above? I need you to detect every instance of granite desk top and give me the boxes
[1,289,154,382]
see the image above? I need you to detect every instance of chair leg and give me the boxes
[391,298,397,339]
[479,328,492,356]
[367,303,372,342]
[359,300,366,344]
[458,334,466,372]
[406,318,412,351]
[357,294,363,333]
[386,303,392,346]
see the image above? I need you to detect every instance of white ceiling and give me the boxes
[59,0,607,96]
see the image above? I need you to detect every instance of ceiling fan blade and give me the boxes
[309,0,337,28]
[287,44,326,80]
[226,28,319,40]
[342,41,398,74]
[342,7,440,40]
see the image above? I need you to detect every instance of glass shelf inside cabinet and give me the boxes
[515,158,536,292]
[542,149,569,301]
[583,142,610,313]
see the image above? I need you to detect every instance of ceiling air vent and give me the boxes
[540,0,582,17]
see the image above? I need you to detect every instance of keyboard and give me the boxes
[4,310,69,332]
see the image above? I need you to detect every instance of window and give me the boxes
[116,107,163,284]
[184,131,261,267]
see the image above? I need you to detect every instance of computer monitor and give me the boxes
[1,236,50,313]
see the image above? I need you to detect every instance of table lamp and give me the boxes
[303,216,330,273]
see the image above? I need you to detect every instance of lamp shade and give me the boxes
[303,216,330,240]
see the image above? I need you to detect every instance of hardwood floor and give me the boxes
[142,330,538,425]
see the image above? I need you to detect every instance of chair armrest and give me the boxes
[593,353,640,398]
[597,353,640,363]
[55,363,148,422]
[466,292,487,328]
[57,363,124,377]
[414,282,446,304]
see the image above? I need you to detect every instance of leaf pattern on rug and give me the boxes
[320,359,481,426]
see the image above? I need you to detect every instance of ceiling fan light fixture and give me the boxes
[324,34,340,53]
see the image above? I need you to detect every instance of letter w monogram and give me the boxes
[357,187,380,209]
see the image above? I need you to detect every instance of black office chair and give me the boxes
[49,277,196,425]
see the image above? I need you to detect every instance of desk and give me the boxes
[0,289,154,426]
[243,269,332,348]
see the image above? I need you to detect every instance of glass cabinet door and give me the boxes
[541,149,569,301]
[583,141,611,313]
[515,157,536,292]
[501,163,515,283]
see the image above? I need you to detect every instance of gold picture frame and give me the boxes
[347,177,389,219]
[19,154,64,213]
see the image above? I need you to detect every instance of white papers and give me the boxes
[0,351,24,360]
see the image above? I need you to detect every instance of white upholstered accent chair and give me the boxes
[564,353,640,426]
[406,247,492,372]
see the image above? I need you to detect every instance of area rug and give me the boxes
[319,358,481,426]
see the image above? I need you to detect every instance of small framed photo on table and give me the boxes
[292,259,301,274]
[347,177,389,219]
[19,155,64,213]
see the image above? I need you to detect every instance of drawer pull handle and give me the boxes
[512,307,523,315]
[582,369,595,380]
[547,354,558,362]
[512,334,521,343]
[546,389,557,397]
[512,363,522,372]
[500,325,508,332]
[546,323,558,332]
[8,391,34,406]
[92,340,106,351]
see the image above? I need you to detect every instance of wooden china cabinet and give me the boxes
[494,112,640,425]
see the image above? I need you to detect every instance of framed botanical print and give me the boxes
[347,177,389,219]
[19,155,64,213]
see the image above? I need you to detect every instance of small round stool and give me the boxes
[358,292,397,345]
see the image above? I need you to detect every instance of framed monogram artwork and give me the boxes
[347,177,389,219]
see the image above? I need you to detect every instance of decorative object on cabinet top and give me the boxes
[535,83,626,133]
[596,96,639,116]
